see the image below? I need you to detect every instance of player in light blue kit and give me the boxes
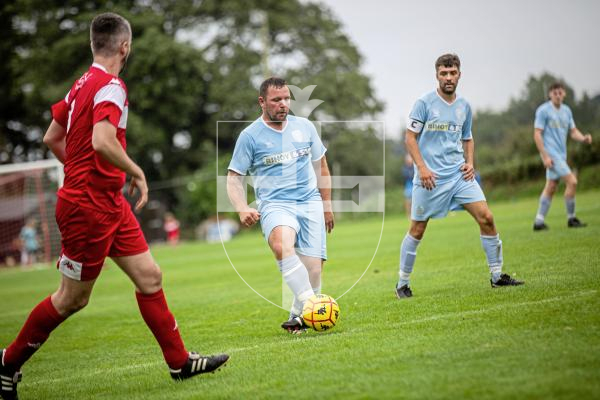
[532,82,593,231]
[395,54,523,299]
[227,77,334,333]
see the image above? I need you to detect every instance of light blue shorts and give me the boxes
[404,181,413,199]
[260,200,327,260]
[411,175,486,221]
[546,157,572,180]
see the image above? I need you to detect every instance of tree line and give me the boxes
[1,0,382,227]
[2,1,598,228]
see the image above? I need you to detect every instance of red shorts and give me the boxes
[55,197,148,281]
[166,229,180,241]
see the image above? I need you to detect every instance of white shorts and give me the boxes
[260,200,327,260]
[411,174,486,221]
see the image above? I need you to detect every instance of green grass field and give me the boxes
[1,190,599,399]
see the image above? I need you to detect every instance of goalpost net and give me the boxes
[0,159,63,267]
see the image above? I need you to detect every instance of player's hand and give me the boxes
[239,208,260,227]
[324,211,335,233]
[542,155,553,169]
[418,166,437,190]
[460,163,475,181]
[583,134,593,145]
[128,169,148,212]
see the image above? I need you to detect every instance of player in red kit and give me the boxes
[0,13,228,400]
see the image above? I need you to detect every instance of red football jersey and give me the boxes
[51,63,129,211]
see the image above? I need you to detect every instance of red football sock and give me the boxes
[4,296,65,370]
[135,289,188,369]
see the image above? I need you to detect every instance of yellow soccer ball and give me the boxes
[302,294,340,332]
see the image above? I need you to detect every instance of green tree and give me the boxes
[1,0,383,226]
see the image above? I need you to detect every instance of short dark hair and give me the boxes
[90,12,131,56]
[259,77,287,98]
[548,82,565,93]
[435,53,461,71]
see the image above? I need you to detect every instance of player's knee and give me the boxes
[479,211,495,229]
[146,263,163,290]
[545,181,558,195]
[74,296,90,312]
[53,287,91,316]
[409,226,425,240]
[271,240,295,259]
[270,240,284,259]
[411,231,424,240]
[64,295,90,315]
[307,263,322,276]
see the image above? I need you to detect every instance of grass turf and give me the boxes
[1,190,599,399]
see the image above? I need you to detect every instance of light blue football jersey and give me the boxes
[534,101,575,160]
[228,115,326,206]
[407,90,473,184]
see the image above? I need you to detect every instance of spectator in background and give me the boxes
[403,153,414,218]
[196,216,239,243]
[20,218,40,265]
[163,212,180,246]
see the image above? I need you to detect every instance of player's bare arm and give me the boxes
[226,170,260,227]
[461,139,475,181]
[42,119,67,163]
[405,129,437,190]
[570,127,593,144]
[533,128,553,168]
[313,156,334,233]
[91,119,148,211]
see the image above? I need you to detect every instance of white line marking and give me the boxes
[394,289,597,327]
[24,289,596,385]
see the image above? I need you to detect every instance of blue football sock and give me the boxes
[278,255,314,317]
[398,234,420,288]
[535,195,552,224]
[481,234,503,283]
[565,197,576,219]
